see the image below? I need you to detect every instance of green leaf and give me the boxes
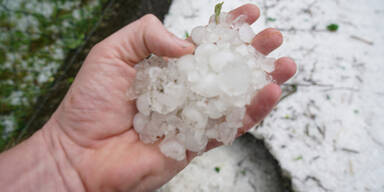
[214,166,221,173]
[267,17,276,22]
[327,24,339,32]
[215,2,224,24]
[294,155,303,161]
[185,31,190,38]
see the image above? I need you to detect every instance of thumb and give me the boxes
[94,14,195,65]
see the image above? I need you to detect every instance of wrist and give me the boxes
[41,118,87,192]
[0,119,85,192]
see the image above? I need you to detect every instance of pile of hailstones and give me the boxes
[128,13,275,161]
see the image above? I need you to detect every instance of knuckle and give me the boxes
[90,41,105,53]
[140,14,160,25]
[89,41,114,59]
[139,14,163,41]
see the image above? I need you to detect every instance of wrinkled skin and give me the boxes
[29,4,296,192]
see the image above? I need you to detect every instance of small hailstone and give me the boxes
[182,105,208,129]
[136,93,151,116]
[260,57,275,73]
[160,137,186,161]
[234,44,249,56]
[133,113,149,133]
[177,130,208,152]
[227,107,246,123]
[128,13,275,160]
[218,63,251,96]
[190,73,221,97]
[177,55,195,74]
[209,50,234,72]
[216,122,238,145]
[238,24,255,43]
[191,26,206,45]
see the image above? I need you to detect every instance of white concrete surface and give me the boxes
[162,0,384,191]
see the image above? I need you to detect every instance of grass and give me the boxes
[0,0,107,150]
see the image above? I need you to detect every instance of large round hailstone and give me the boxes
[127,12,275,161]
[218,62,251,96]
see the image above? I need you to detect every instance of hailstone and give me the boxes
[127,12,275,161]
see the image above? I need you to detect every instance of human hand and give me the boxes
[14,4,296,192]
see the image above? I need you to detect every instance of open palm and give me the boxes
[45,4,296,192]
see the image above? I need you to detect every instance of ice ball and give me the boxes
[129,13,275,161]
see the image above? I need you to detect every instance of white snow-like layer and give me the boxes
[159,135,284,192]
[130,13,274,160]
[162,0,384,191]
[160,147,254,192]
